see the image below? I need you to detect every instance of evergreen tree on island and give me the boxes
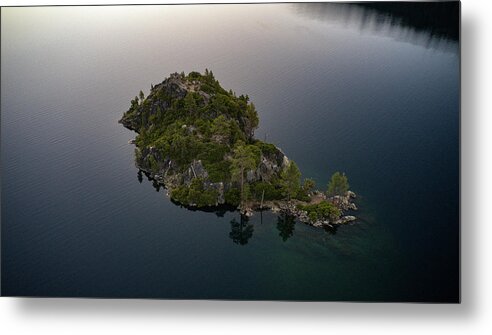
[119,70,357,228]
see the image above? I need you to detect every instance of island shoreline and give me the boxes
[120,71,358,229]
[135,161,358,229]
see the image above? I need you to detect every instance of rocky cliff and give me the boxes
[119,70,357,228]
[119,71,289,208]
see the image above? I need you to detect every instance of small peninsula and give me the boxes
[119,71,357,228]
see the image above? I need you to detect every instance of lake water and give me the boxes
[1,3,459,301]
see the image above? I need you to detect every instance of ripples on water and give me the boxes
[294,2,459,51]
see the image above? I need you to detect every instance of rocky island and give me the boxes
[119,70,357,228]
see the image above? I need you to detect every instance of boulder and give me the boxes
[246,170,256,183]
[191,160,208,179]
[334,216,356,225]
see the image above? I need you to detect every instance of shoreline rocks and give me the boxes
[237,190,358,228]
[120,71,359,230]
[140,163,358,228]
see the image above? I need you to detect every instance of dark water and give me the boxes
[1,3,459,302]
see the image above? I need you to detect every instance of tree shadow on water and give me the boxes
[276,214,296,242]
[152,180,161,192]
[136,170,160,191]
[229,215,254,246]
[138,170,235,217]
[169,198,236,218]
[322,224,339,235]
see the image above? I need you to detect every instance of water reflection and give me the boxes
[293,2,459,51]
[229,215,254,245]
[138,171,343,242]
[276,213,296,242]
[168,198,233,217]
[323,224,338,236]
[152,180,161,192]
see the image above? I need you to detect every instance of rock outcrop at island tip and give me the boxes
[119,70,357,228]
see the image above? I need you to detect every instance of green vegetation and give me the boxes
[295,178,316,202]
[297,201,341,222]
[224,188,241,207]
[120,70,292,208]
[280,161,301,200]
[170,178,219,207]
[327,171,349,196]
[251,140,278,156]
[120,70,352,218]
[251,180,284,201]
[230,142,260,205]
[303,178,316,193]
[122,71,261,177]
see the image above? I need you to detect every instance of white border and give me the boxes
[2,0,492,334]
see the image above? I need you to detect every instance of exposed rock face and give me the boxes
[136,152,288,207]
[273,191,358,227]
[119,73,208,131]
[186,160,208,181]
[256,149,288,181]
[330,194,358,211]
[120,71,287,208]
[120,71,358,229]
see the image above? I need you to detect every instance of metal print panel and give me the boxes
[1,1,460,302]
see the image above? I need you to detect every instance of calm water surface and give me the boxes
[1,4,459,301]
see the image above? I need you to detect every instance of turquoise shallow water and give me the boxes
[1,3,459,301]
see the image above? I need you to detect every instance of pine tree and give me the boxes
[281,161,301,201]
[327,172,349,196]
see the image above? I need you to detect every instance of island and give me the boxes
[119,70,357,228]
